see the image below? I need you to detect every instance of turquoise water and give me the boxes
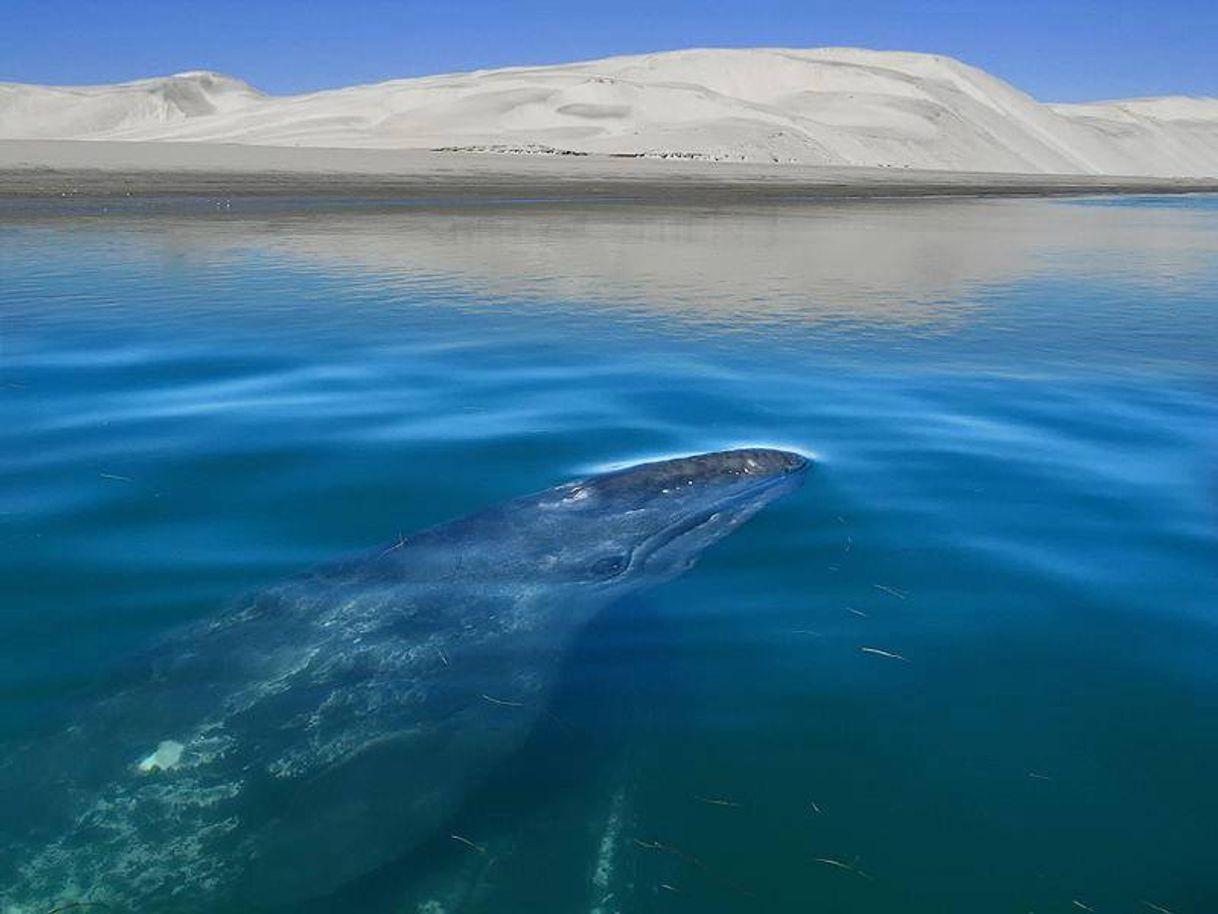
[2,195,1217,913]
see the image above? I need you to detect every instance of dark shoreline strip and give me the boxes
[2,165,1216,205]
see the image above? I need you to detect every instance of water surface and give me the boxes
[2,194,1217,913]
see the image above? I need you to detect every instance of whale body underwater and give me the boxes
[0,448,808,913]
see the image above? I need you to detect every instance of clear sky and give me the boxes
[2,0,1215,103]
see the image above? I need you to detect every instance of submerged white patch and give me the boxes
[137,740,184,774]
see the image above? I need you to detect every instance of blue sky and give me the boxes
[2,0,1215,102]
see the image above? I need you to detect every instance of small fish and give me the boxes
[449,834,486,854]
[693,795,741,808]
[860,647,910,662]
[479,693,525,707]
[812,858,871,880]
[377,532,408,558]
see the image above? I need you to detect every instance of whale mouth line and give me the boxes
[637,468,802,564]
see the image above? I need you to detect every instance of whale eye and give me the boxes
[587,553,630,580]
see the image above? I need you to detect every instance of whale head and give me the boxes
[393,448,808,612]
[526,447,810,592]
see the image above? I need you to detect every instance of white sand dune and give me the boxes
[2,48,1216,177]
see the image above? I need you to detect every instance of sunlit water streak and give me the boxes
[2,195,1216,913]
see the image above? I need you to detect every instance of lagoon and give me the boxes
[2,194,1216,913]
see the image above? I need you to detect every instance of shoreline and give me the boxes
[2,140,1217,204]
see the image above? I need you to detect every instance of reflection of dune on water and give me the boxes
[17,196,1217,342]
[248,203,998,328]
[133,197,1215,331]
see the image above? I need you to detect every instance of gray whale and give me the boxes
[0,448,807,913]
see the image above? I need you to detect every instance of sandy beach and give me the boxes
[2,139,1216,203]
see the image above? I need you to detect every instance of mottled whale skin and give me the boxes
[0,448,807,913]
